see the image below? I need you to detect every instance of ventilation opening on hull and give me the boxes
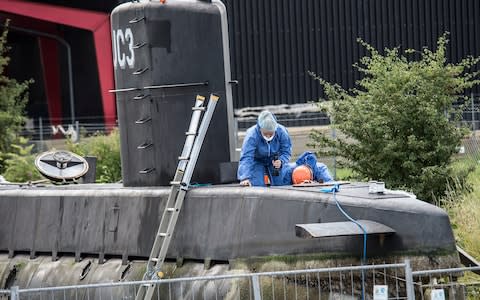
[33,251,57,258]
[177,257,230,269]
[56,252,76,256]
[79,260,92,280]
[103,253,126,262]
[127,256,230,268]
[4,265,18,289]
[121,263,132,280]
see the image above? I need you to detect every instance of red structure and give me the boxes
[0,0,115,127]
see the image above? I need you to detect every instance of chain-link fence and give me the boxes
[2,262,412,300]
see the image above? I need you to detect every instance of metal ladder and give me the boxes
[136,93,220,300]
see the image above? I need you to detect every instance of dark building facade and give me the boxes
[225,0,480,108]
[1,0,479,126]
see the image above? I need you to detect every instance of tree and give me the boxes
[0,22,31,172]
[310,35,480,203]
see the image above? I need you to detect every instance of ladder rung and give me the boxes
[135,117,152,124]
[132,67,149,75]
[132,42,147,49]
[129,16,145,23]
[137,94,219,300]
[137,142,153,149]
[139,168,155,174]
[133,93,149,100]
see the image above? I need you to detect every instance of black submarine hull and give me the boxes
[0,183,456,262]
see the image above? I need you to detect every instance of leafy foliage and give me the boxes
[67,129,122,183]
[309,35,480,202]
[0,21,31,172]
[3,137,42,182]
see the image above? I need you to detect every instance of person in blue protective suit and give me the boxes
[283,151,333,185]
[238,110,292,186]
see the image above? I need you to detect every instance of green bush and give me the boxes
[0,21,31,172]
[68,129,122,183]
[2,137,42,182]
[309,34,480,203]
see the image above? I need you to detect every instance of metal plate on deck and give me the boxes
[296,220,396,239]
[338,189,409,200]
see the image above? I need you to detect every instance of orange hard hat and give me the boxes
[292,165,313,184]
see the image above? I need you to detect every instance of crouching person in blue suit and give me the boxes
[238,111,292,186]
[283,151,333,185]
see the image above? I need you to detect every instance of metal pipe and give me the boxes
[412,265,480,276]
[471,92,475,130]
[252,275,261,300]
[39,117,43,152]
[9,286,19,300]
[5,25,76,125]
[405,260,415,300]
[108,81,209,93]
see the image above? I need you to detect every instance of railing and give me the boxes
[412,266,480,300]
[21,94,480,141]
[0,289,11,300]
[4,262,480,299]
[3,262,412,300]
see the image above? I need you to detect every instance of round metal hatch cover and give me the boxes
[35,150,89,181]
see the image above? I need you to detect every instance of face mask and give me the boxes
[262,134,275,142]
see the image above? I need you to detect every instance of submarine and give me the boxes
[0,0,460,294]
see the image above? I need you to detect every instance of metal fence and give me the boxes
[0,289,10,300]
[2,262,413,300]
[21,94,480,139]
[3,262,480,299]
[412,266,480,300]
[22,118,117,145]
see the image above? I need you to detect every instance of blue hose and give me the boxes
[320,184,367,300]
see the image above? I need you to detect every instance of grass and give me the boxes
[436,154,480,291]
[443,158,480,261]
